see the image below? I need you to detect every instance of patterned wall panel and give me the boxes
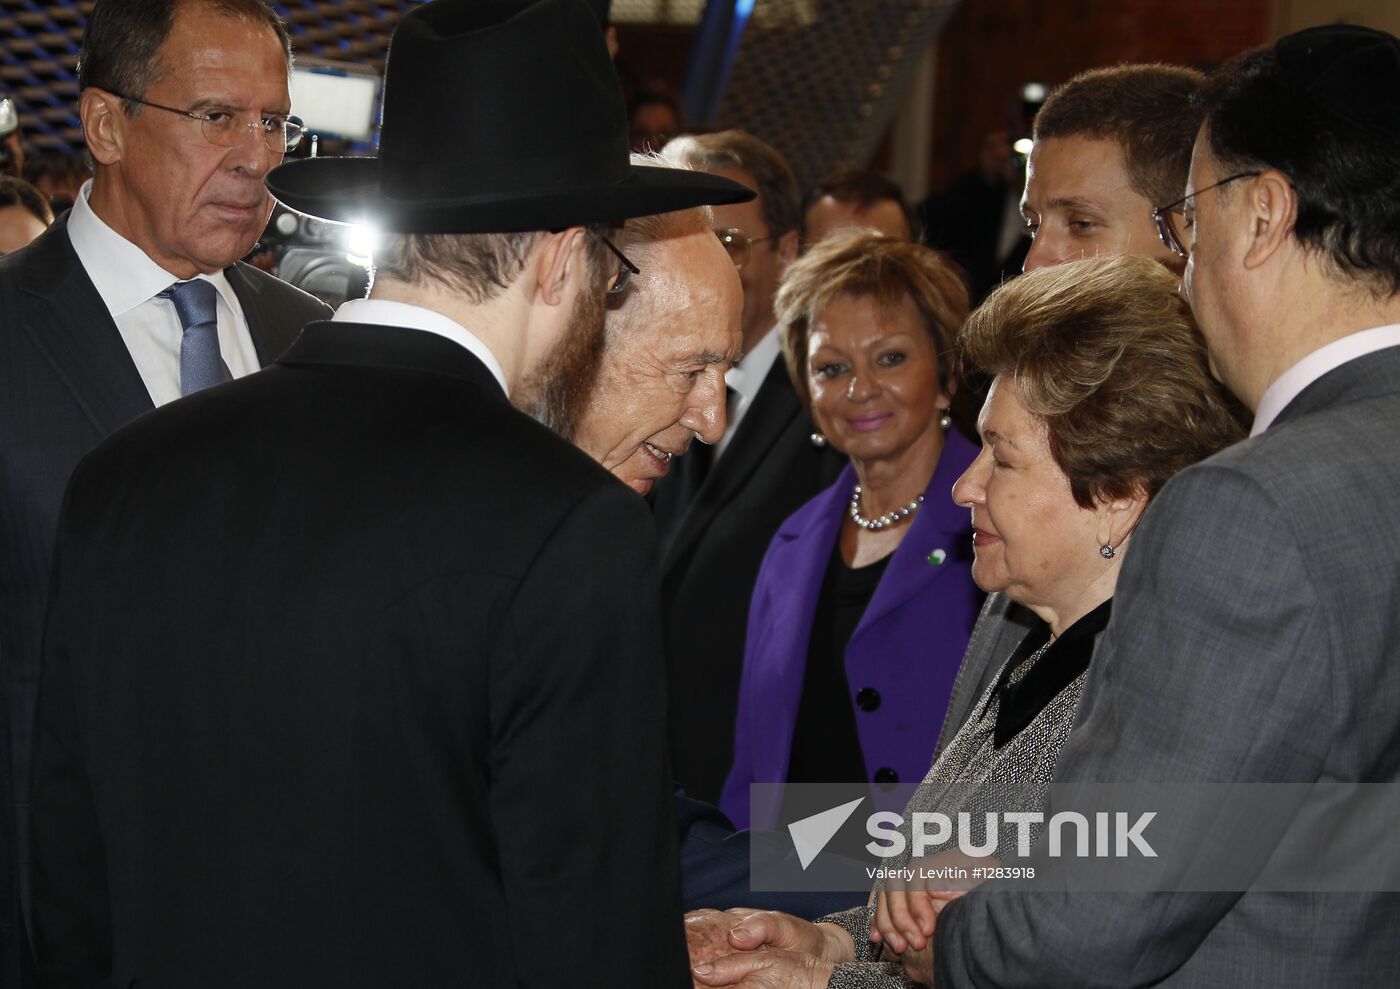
[715,0,957,191]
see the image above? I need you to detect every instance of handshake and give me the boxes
[685,850,994,988]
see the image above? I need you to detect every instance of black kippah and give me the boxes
[1275,24,1400,142]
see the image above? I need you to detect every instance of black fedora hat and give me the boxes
[267,0,752,233]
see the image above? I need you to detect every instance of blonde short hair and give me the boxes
[774,229,969,413]
[960,254,1248,508]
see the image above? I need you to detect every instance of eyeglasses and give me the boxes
[597,232,640,297]
[1152,171,1260,257]
[111,92,306,153]
[715,227,774,270]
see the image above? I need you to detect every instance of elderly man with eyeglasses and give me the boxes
[650,129,846,810]
[0,1,330,981]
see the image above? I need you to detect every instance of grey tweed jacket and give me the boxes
[820,593,1075,989]
[934,345,1400,987]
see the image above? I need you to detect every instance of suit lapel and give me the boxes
[17,218,153,436]
[225,262,302,367]
[663,361,802,573]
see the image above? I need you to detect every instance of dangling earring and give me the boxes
[1099,543,1115,559]
[810,432,827,448]
[938,408,952,431]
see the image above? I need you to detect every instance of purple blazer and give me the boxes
[719,429,982,829]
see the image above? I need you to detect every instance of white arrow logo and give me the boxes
[787,797,866,870]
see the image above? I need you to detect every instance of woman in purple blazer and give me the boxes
[720,231,982,830]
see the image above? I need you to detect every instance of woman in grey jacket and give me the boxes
[688,254,1247,989]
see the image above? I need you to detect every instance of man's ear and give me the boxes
[1241,169,1297,272]
[79,88,125,167]
[775,228,799,277]
[534,227,589,307]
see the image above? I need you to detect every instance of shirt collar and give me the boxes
[332,298,510,397]
[67,178,241,319]
[1251,323,1400,435]
[726,324,781,402]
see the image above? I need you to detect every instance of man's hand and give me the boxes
[722,910,855,963]
[692,947,835,988]
[686,910,759,970]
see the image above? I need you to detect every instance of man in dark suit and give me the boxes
[0,1,328,981]
[28,1,752,986]
[652,130,845,804]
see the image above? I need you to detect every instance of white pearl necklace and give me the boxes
[848,484,924,531]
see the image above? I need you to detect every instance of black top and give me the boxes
[786,544,892,784]
[654,359,846,804]
[991,598,1113,748]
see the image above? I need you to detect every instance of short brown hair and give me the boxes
[775,230,969,413]
[666,129,800,239]
[800,170,916,243]
[375,227,610,305]
[960,253,1248,508]
[0,175,53,226]
[1034,64,1207,209]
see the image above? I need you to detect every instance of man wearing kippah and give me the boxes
[925,24,1400,986]
[27,1,752,986]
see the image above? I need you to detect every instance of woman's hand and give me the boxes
[880,893,964,986]
[692,948,836,988]
[870,850,993,953]
[872,886,954,954]
[887,935,937,987]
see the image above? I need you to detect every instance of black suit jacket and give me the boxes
[30,321,690,988]
[650,360,845,803]
[0,217,329,987]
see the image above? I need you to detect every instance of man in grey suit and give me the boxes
[0,1,328,977]
[916,24,1400,987]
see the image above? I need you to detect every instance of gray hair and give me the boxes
[616,150,712,258]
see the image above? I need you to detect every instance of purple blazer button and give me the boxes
[856,687,881,712]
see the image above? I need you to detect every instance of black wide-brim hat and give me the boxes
[267,0,752,233]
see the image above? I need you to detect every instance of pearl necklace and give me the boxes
[848,484,924,531]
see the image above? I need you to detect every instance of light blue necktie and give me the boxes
[160,279,232,395]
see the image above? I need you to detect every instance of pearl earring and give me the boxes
[810,432,827,448]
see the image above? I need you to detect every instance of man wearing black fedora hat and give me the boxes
[27,1,752,986]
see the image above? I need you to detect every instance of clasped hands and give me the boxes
[684,850,992,988]
[686,907,850,988]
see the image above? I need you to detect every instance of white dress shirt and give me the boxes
[716,325,782,459]
[332,298,509,397]
[1251,323,1400,435]
[66,179,261,407]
